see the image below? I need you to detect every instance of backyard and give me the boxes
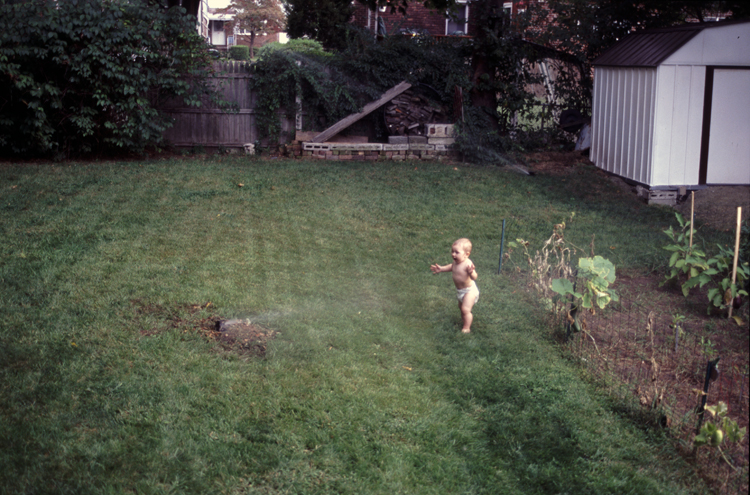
[1,153,746,494]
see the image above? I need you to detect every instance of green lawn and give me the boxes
[1,156,706,494]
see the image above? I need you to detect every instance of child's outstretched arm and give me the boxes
[431,263,452,274]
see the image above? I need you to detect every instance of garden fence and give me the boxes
[550,276,749,494]
[499,211,748,493]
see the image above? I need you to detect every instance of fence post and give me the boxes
[696,357,720,433]
[498,218,506,274]
[565,269,579,341]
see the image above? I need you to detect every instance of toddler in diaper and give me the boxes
[430,238,479,334]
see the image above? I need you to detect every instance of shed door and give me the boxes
[704,68,750,184]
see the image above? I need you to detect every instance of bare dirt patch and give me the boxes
[130,300,276,358]
[675,186,750,232]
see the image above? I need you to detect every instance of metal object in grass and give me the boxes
[696,358,720,433]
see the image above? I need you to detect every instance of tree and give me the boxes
[530,0,750,112]
[224,0,286,58]
[0,0,217,158]
[285,0,357,50]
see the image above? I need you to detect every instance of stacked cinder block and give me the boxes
[299,124,457,161]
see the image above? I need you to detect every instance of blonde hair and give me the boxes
[453,238,472,254]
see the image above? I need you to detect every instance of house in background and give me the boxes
[350,0,527,37]
[196,0,286,53]
[590,19,750,189]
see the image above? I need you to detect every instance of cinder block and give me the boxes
[330,143,383,152]
[383,144,409,151]
[408,136,427,144]
[426,124,455,138]
[388,136,409,145]
[428,137,455,146]
[409,144,435,151]
[303,142,332,151]
[647,190,678,206]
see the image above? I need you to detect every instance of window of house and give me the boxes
[446,0,468,35]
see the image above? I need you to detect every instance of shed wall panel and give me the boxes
[591,67,656,184]
[652,65,705,186]
[663,24,750,66]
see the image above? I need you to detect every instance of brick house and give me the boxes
[350,1,528,37]
[196,1,284,54]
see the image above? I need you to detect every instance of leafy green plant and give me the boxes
[661,213,749,315]
[0,0,220,158]
[661,213,711,296]
[706,243,749,314]
[551,255,619,313]
[698,336,717,359]
[695,402,747,471]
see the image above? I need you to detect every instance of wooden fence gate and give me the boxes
[159,61,295,150]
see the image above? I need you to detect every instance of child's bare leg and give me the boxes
[459,291,478,333]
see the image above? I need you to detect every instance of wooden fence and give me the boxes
[159,61,295,150]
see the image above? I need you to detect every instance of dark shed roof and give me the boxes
[592,19,748,68]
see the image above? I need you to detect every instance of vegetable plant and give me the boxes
[695,401,747,472]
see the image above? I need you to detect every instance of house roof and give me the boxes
[592,19,750,68]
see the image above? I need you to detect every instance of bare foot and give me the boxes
[461,328,471,334]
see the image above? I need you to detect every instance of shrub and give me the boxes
[256,39,329,59]
[0,0,218,158]
[229,45,250,60]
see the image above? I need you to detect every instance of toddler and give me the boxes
[430,238,479,333]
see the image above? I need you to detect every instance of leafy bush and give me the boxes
[256,39,329,59]
[0,0,218,158]
[229,45,250,60]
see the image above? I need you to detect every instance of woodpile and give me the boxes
[384,90,447,136]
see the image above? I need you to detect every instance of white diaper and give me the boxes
[456,284,479,303]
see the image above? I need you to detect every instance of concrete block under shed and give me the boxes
[408,136,427,144]
[636,186,678,206]
[388,136,409,145]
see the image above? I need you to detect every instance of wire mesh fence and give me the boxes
[547,276,749,494]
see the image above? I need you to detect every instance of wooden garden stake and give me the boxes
[728,207,742,319]
[689,191,695,248]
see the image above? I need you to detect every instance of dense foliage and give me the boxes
[250,28,472,142]
[285,0,357,50]
[0,0,217,158]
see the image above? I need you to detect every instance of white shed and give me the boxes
[590,20,750,189]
